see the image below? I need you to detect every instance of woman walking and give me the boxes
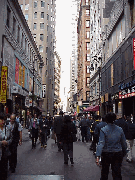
[29,114,39,149]
[96,112,127,180]
[60,115,77,165]
[0,112,12,180]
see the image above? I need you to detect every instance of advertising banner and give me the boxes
[19,62,22,86]
[15,58,19,84]
[0,66,8,104]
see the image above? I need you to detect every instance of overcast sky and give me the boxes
[55,0,73,110]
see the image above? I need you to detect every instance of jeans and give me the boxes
[0,157,8,180]
[101,151,123,180]
[63,142,73,163]
[9,142,18,171]
[126,139,134,161]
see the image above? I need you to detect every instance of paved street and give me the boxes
[7,128,135,180]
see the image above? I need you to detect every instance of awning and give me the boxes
[83,105,99,112]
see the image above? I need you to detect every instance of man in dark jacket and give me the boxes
[39,115,48,148]
[60,115,77,165]
[79,114,89,142]
[54,111,64,151]
[125,116,135,162]
[8,114,22,173]
[114,114,128,136]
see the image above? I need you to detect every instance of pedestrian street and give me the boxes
[8,128,135,180]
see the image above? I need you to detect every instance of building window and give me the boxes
[51,0,53,5]
[48,4,49,10]
[86,9,90,16]
[25,14,28,21]
[39,45,43,52]
[13,17,16,36]
[34,1,37,8]
[20,4,23,10]
[86,31,90,38]
[40,23,44,29]
[17,26,20,43]
[25,38,27,52]
[51,16,52,21]
[86,77,90,87]
[46,58,48,65]
[25,4,29,10]
[85,0,89,5]
[86,66,90,73]
[21,33,24,48]
[33,34,36,41]
[86,42,90,50]
[86,20,90,27]
[86,91,90,101]
[7,6,11,28]
[41,12,44,18]
[47,36,48,42]
[41,1,45,7]
[47,25,49,31]
[46,47,48,53]
[86,54,90,61]
[47,14,49,20]
[40,34,44,41]
[34,12,37,19]
[33,23,37,30]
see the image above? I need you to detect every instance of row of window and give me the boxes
[6,6,39,63]
[33,12,55,21]
[34,0,54,9]
[33,23,55,30]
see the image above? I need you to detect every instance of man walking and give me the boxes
[54,111,64,151]
[39,115,49,148]
[79,114,89,142]
[8,114,22,173]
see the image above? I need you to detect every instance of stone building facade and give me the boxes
[18,0,56,116]
[0,0,43,120]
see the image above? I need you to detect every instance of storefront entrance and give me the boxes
[123,97,134,117]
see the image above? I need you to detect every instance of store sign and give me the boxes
[25,96,29,107]
[133,38,135,70]
[119,86,135,99]
[42,84,46,98]
[0,66,8,104]
[29,98,32,106]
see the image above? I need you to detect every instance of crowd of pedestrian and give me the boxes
[1,110,135,180]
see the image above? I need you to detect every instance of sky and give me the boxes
[55,0,73,110]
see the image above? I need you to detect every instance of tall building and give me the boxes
[54,51,61,115]
[18,0,56,116]
[69,0,79,113]
[77,0,90,112]
[0,0,43,123]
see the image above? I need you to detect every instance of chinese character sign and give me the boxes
[0,66,8,104]
[42,84,46,98]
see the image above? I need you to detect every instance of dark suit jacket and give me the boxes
[54,116,64,135]
[114,118,128,136]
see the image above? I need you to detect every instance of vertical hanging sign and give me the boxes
[133,38,135,70]
[42,84,46,98]
[0,66,8,104]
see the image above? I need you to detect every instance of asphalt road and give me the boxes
[7,128,135,180]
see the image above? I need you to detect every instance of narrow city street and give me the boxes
[7,129,135,180]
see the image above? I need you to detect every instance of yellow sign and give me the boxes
[0,66,8,104]
[101,96,104,103]
[77,105,79,113]
[105,93,108,102]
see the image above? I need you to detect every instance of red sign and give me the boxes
[133,38,135,70]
